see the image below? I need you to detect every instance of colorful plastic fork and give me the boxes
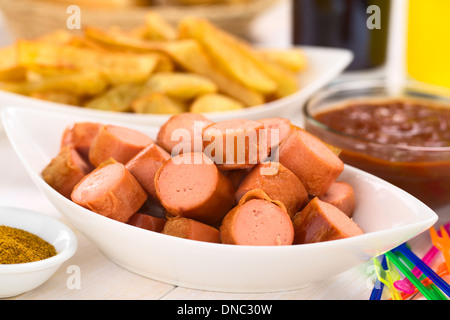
[373,253,403,300]
[430,225,450,273]
[392,243,450,297]
[370,255,386,300]
[394,223,450,294]
[395,250,448,300]
[385,251,437,300]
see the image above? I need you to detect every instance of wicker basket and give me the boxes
[0,0,279,40]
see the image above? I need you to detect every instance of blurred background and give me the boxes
[0,0,447,88]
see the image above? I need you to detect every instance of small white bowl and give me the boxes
[1,106,438,293]
[0,206,77,298]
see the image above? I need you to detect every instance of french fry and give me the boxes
[130,92,187,114]
[257,48,308,72]
[84,83,142,112]
[178,17,278,95]
[0,81,33,95]
[31,70,108,95]
[98,51,159,85]
[179,17,301,99]
[83,27,174,71]
[0,70,108,96]
[162,39,265,106]
[25,65,79,80]
[253,57,299,99]
[16,40,159,85]
[67,35,111,51]
[143,72,217,100]
[30,90,86,106]
[0,46,26,81]
[36,30,74,45]
[142,12,177,41]
[190,93,244,113]
[84,26,167,52]
[153,53,175,72]
[0,67,26,82]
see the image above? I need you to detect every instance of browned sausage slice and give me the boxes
[279,127,344,196]
[61,122,102,161]
[319,181,355,218]
[89,124,153,167]
[156,112,213,155]
[42,144,92,198]
[71,162,148,222]
[125,143,171,200]
[292,197,363,244]
[162,217,220,243]
[220,189,294,246]
[202,118,268,170]
[127,213,167,232]
[155,152,235,225]
[235,162,308,217]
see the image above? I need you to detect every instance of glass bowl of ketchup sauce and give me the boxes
[303,80,450,211]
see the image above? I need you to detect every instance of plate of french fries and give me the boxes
[0,13,353,126]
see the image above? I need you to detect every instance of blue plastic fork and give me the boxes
[370,255,386,300]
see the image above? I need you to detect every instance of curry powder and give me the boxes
[0,225,57,264]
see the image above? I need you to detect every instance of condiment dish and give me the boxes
[1,106,438,292]
[304,79,450,210]
[0,206,77,298]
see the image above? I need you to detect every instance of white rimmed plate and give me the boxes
[1,106,438,292]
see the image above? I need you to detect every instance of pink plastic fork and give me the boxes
[394,223,450,294]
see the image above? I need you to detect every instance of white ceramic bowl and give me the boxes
[0,46,352,127]
[2,106,438,293]
[0,206,78,298]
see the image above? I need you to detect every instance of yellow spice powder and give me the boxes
[0,225,57,264]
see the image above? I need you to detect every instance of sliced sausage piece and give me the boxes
[235,162,308,217]
[202,118,268,170]
[220,189,294,246]
[71,162,148,222]
[89,124,153,167]
[162,217,220,243]
[156,112,213,155]
[127,212,167,232]
[320,181,355,218]
[292,197,363,244]
[257,117,293,151]
[42,144,92,198]
[125,143,171,200]
[279,127,344,197]
[61,122,102,161]
[155,152,235,225]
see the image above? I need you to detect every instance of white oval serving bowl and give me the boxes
[1,106,438,293]
[0,46,352,127]
[0,206,78,298]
